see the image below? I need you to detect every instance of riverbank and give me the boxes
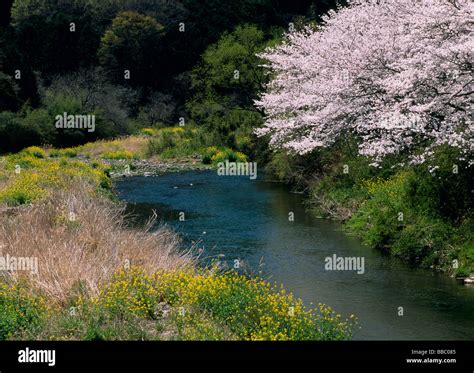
[0,142,356,341]
[106,157,212,178]
[30,127,246,178]
[116,170,474,340]
[265,148,474,283]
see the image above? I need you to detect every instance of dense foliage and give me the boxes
[1,0,338,153]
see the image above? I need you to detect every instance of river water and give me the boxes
[116,171,474,340]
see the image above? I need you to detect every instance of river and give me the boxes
[116,170,474,340]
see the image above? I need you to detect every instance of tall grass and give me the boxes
[0,186,192,300]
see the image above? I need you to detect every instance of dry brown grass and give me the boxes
[0,185,192,301]
[77,136,148,158]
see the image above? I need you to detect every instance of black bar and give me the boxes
[0,341,472,370]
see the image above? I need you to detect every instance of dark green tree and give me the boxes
[98,11,165,87]
[11,0,102,75]
[187,24,280,152]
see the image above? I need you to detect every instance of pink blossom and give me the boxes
[256,0,473,165]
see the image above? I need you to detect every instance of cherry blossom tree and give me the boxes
[256,0,473,165]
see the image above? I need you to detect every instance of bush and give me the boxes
[405,146,474,222]
[23,146,46,159]
[0,109,55,154]
[0,72,20,112]
[6,266,356,341]
[0,172,46,205]
[137,92,176,126]
[201,146,219,164]
[0,282,48,340]
[348,172,417,248]
[145,126,207,158]
[391,216,452,264]
[203,147,247,165]
[346,169,468,269]
[58,148,78,158]
[147,136,174,157]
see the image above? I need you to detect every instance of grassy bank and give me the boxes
[0,142,356,341]
[3,268,355,341]
[1,126,250,179]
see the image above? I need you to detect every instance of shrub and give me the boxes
[49,148,78,158]
[348,172,417,250]
[204,147,247,165]
[59,148,78,158]
[0,172,46,205]
[391,216,452,264]
[0,109,55,153]
[146,129,179,156]
[201,146,219,164]
[23,146,46,159]
[9,266,356,341]
[145,127,205,158]
[48,149,60,158]
[406,147,474,222]
[137,92,176,127]
[347,170,465,268]
[0,282,48,340]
